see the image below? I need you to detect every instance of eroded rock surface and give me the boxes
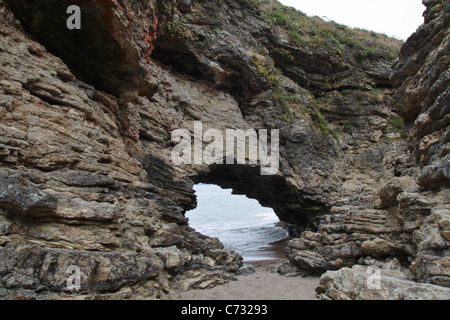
[316,264,450,300]
[0,0,448,299]
[313,0,450,299]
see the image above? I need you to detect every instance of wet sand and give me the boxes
[242,237,291,262]
[180,226,320,301]
[180,259,320,300]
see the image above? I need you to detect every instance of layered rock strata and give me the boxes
[0,0,448,299]
[316,0,449,299]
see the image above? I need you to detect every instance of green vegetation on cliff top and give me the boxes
[257,0,403,59]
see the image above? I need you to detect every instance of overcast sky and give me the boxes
[278,0,426,40]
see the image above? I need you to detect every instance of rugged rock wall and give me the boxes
[317,0,450,299]
[391,0,449,287]
[0,0,448,299]
[0,0,242,299]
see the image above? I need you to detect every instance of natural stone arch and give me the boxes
[191,164,330,237]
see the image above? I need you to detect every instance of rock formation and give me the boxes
[316,0,450,299]
[0,0,448,299]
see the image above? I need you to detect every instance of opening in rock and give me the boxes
[5,0,146,97]
[186,184,289,262]
[192,164,327,237]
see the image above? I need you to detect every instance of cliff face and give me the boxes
[391,0,450,287]
[317,0,450,299]
[0,0,448,299]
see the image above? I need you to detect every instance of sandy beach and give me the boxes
[180,260,320,300]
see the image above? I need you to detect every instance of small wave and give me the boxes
[187,184,289,259]
[220,224,289,253]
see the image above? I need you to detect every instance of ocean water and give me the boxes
[186,184,289,261]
